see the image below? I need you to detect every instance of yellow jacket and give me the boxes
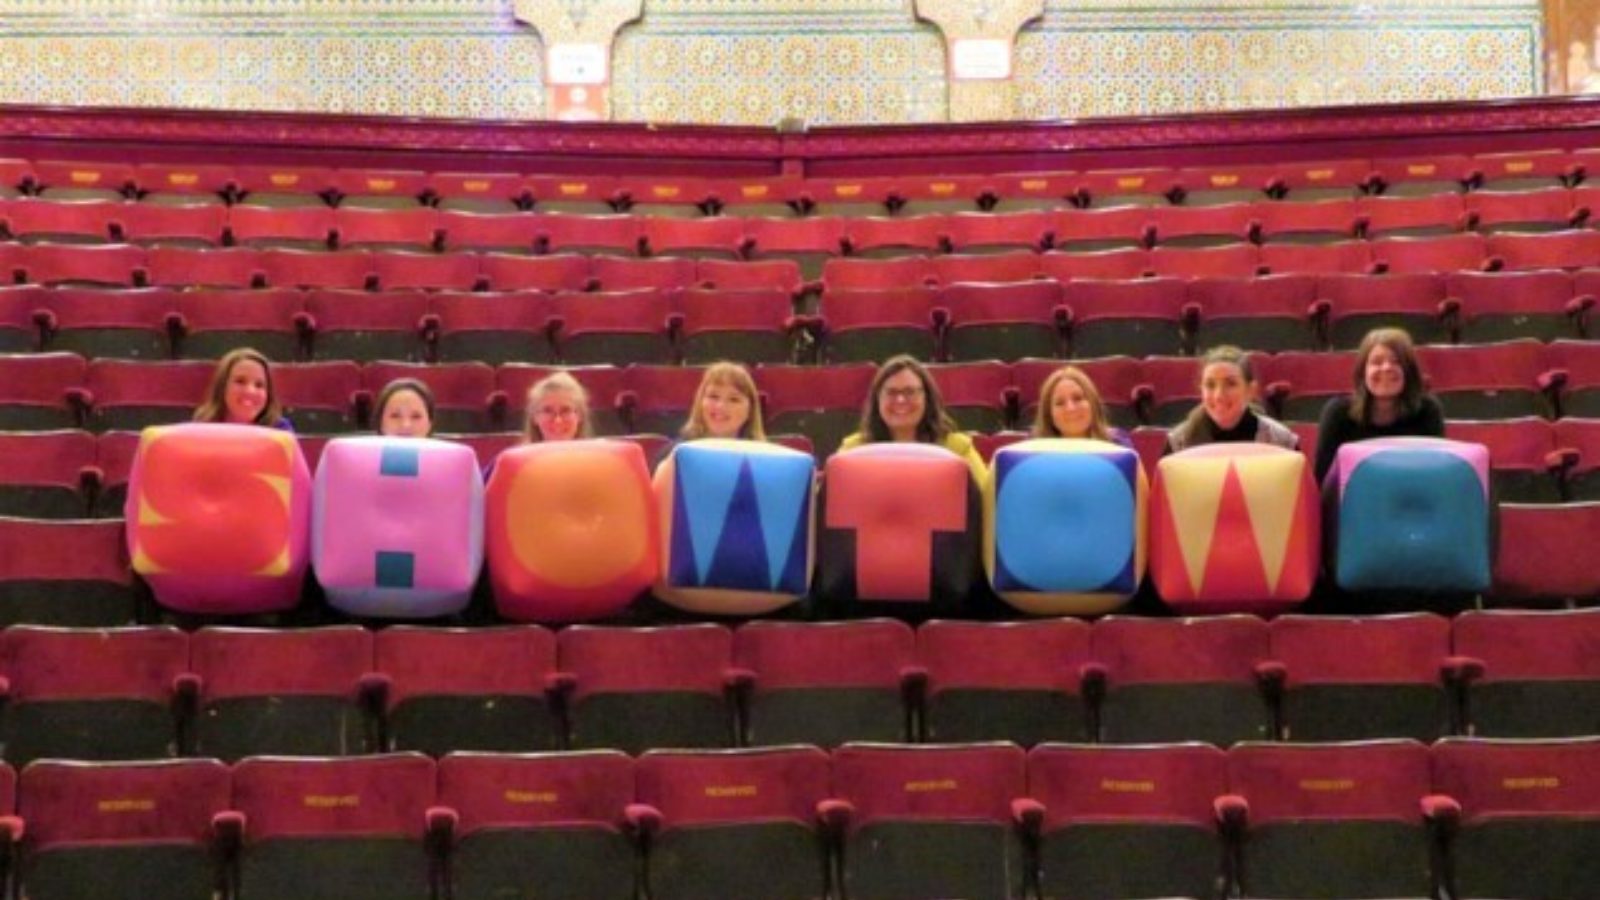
[837,431,987,484]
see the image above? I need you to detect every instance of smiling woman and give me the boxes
[192,347,293,431]
[838,354,985,482]
[1030,365,1132,448]
[523,371,593,443]
[1164,345,1297,456]
[1313,327,1445,481]
[680,361,766,442]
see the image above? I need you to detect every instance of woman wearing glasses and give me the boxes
[523,371,593,442]
[839,355,985,480]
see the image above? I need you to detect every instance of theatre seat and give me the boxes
[634,747,831,900]
[18,759,230,900]
[0,625,189,765]
[232,754,439,900]
[376,626,562,755]
[735,620,916,747]
[1452,609,1600,738]
[438,751,636,900]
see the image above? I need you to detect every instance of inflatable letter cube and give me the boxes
[312,436,484,618]
[985,438,1148,615]
[486,440,658,623]
[654,439,815,615]
[1151,443,1319,614]
[126,423,312,614]
[1330,437,1491,592]
[818,443,981,618]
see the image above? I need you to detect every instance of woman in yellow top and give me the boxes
[838,355,985,481]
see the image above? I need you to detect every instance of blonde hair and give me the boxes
[523,371,593,442]
[1031,366,1113,441]
[681,361,766,441]
[194,347,283,426]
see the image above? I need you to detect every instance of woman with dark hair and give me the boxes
[1164,345,1298,455]
[373,378,435,438]
[838,355,984,479]
[1313,327,1444,481]
[193,347,292,430]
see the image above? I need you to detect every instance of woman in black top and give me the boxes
[1313,327,1445,482]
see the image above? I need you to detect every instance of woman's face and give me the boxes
[532,387,583,441]
[379,390,432,438]
[877,368,927,439]
[1201,361,1251,431]
[224,359,270,424]
[1363,343,1406,403]
[1049,377,1095,438]
[700,378,751,439]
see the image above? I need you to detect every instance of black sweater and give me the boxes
[1313,394,1446,482]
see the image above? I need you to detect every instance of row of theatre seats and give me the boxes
[5,415,1600,521]
[3,341,1599,433]
[0,612,1593,765]
[11,192,1600,255]
[0,738,1592,900]
[0,147,1593,213]
[2,271,1598,371]
[11,221,1600,292]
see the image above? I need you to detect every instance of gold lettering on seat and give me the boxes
[303,794,360,808]
[1505,161,1534,173]
[652,186,681,199]
[504,790,558,804]
[904,779,958,793]
[367,179,397,192]
[1407,164,1437,176]
[1307,169,1334,181]
[741,185,769,199]
[97,798,156,813]
[704,785,758,798]
[1116,177,1145,189]
[1211,175,1240,187]
[930,183,956,195]
[559,183,589,196]
[1020,180,1047,191]
[1298,778,1355,792]
[170,174,199,186]
[835,185,863,197]
[70,171,102,184]
[1099,779,1155,793]
[462,180,490,192]
[270,174,300,187]
[1502,776,1560,790]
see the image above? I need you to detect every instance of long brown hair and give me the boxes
[856,355,956,444]
[681,361,767,441]
[1176,345,1258,444]
[1032,366,1113,441]
[1349,327,1426,424]
[524,371,594,442]
[193,347,283,426]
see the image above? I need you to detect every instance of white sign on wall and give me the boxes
[950,38,1013,80]
[548,42,608,85]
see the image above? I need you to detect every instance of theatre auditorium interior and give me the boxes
[3,1,1600,899]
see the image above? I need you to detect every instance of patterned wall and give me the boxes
[1014,0,1544,120]
[0,0,1548,125]
[610,0,948,125]
[0,0,545,119]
